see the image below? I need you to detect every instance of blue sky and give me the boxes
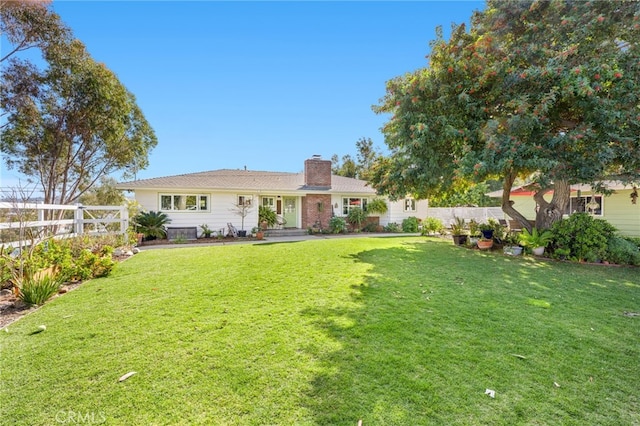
[1,0,483,190]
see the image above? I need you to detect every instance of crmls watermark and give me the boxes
[55,410,106,424]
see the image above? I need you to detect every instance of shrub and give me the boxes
[605,237,640,266]
[422,217,445,235]
[133,211,171,240]
[329,217,347,234]
[347,207,367,231]
[550,213,618,262]
[384,222,402,233]
[18,274,63,306]
[362,223,380,232]
[402,216,420,233]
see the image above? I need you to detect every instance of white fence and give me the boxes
[0,202,129,249]
[426,207,505,227]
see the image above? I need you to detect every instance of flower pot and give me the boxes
[532,246,545,256]
[452,235,467,245]
[477,239,494,250]
[481,229,494,239]
[504,246,523,256]
[256,231,264,240]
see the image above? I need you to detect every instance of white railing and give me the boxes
[0,202,129,249]
[425,207,505,227]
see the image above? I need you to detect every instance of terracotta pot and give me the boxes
[477,239,494,250]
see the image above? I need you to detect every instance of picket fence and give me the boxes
[425,207,505,227]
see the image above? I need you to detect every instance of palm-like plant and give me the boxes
[133,211,171,240]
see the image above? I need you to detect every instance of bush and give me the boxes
[347,207,367,231]
[550,213,618,262]
[18,274,63,306]
[605,237,640,266]
[362,223,380,232]
[133,211,171,240]
[402,217,420,233]
[328,216,347,234]
[422,217,445,235]
[384,222,402,233]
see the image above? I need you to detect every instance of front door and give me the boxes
[283,197,297,228]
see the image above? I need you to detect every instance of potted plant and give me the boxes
[479,222,494,240]
[502,232,523,255]
[477,237,494,250]
[200,224,213,238]
[450,216,468,245]
[258,205,277,230]
[231,199,253,237]
[468,219,481,246]
[132,210,171,241]
[519,227,553,256]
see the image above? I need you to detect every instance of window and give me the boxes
[262,197,275,210]
[404,198,417,212]
[342,197,368,215]
[160,194,209,212]
[565,195,603,216]
[238,195,253,207]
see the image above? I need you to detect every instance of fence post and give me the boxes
[121,204,129,236]
[74,204,84,236]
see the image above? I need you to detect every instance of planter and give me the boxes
[237,230,247,237]
[477,239,494,250]
[452,235,468,245]
[504,245,523,256]
[532,246,545,256]
[469,237,479,247]
[255,230,264,240]
[480,229,494,239]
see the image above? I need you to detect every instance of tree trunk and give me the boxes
[500,171,533,233]
[534,179,570,230]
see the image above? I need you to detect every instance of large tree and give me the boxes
[1,1,157,205]
[372,0,640,231]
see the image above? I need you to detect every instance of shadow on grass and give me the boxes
[297,240,640,425]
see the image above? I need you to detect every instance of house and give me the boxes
[488,182,640,237]
[117,156,428,237]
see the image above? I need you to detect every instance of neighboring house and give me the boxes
[117,156,428,236]
[488,182,640,237]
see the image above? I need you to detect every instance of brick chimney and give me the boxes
[304,155,332,188]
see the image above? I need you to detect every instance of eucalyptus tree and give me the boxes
[1,0,157,206]
[373,0,640,231]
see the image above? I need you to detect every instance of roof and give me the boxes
[117,169,376,195]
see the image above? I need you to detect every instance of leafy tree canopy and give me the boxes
[1,0,157,205]
[332,137,383,180]
[372,0,640,231]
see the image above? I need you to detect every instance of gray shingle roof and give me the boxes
[117,169,376,194]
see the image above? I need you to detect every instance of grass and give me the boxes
[1,236,639,425]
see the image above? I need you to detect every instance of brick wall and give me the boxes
[301,194,332,230]
[304,157,332,188]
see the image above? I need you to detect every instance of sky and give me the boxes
[1,0,484,191]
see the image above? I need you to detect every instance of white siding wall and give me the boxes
[135,190,260,236]
[329,195,428,227]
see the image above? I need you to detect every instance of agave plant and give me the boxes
[133,211,171,240]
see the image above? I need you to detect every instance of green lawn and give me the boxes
[1,237,639,425]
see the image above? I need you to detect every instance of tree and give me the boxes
[0,0,69,64]
[331,154,357,178]
[332,137,383,180]
[78,176,126,206]
[372,0,640,231]
[1,2,157,206]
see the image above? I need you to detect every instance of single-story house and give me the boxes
[117,155,428,237]
[488,182,639,237]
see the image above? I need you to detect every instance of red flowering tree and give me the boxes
[372,0,640,231]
